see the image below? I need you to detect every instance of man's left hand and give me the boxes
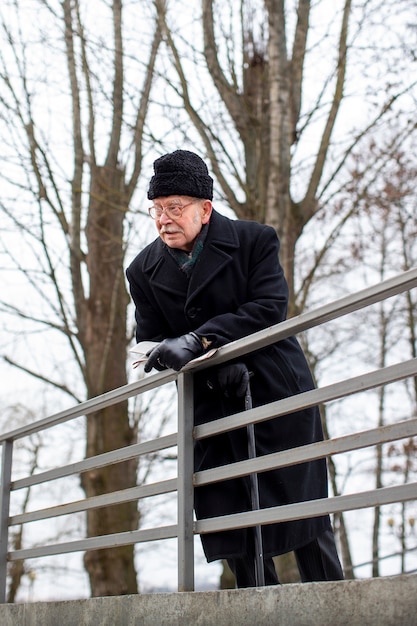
[217,363,250,397]
[144,333,204,372]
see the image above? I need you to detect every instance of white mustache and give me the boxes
[161,227,183,234]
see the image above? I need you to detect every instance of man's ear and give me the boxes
[201,200,213,224]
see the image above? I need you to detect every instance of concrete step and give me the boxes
[1,574,416,625]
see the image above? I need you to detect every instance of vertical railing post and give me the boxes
[177,371,195,592]
[0,440,13,603]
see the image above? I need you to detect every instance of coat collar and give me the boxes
[142,210,240,302]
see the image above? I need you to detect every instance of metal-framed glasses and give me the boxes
[148,201,195,220]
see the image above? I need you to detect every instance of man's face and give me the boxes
[151,196,212,252]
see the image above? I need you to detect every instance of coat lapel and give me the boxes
[142,238,189,297]
[187,210,239,303]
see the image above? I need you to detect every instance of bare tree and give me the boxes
[0,0,162,596]
[359,147,417,577]
[152,0,416,583]
[154,0,416,309]
[1,0,416,594]
[314,137,417,577]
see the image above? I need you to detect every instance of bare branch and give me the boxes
[62,0,87,327]
[126,16,163,200]
[302,0,352,215]
[2,356,82,403]
[105,0,123,167]
[290,0,310,133]
[201,0,248,130]
[75,0,96,165]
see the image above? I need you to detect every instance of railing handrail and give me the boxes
[1,266,416,600]
[7,359,417,499]
[1,266,416,444]
[194,358,417,439]
[195,417,417,486]
[11,433,178,490]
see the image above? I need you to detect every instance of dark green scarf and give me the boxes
[166,223,208,277]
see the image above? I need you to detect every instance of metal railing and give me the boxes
[1,268,417,601]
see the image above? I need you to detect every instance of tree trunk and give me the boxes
[320,404,355,579]
[80,165,139,596]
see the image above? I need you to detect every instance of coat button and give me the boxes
[187,307,200,319]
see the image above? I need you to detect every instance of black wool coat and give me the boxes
[126,209,331,562]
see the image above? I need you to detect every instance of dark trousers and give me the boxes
[227,529,344,588]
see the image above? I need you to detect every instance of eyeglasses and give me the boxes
[148,201,195,220]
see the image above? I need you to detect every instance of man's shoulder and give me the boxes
[235,217,274,235]
[213,211,276,246]
[126,237,162,275]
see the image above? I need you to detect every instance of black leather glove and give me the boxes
[144,332,204,372]
[217,363,250,398]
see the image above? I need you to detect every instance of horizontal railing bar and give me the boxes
[194,418,417,486]
[12,416,417,524]
[11,481,417,561]
[194,358,417,440]
[8,524,179,561]
[12,433,177,491]
[10,479,178,525]
[196,482,417,534]
[0,370,178,443]
[188,267,417,368]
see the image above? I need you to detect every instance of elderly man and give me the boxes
[126,150,343,588]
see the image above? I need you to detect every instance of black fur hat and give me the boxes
[147,150,213,200]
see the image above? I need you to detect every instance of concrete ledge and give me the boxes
[1,574,416,625]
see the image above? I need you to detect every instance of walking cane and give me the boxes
[244,375,266,587]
